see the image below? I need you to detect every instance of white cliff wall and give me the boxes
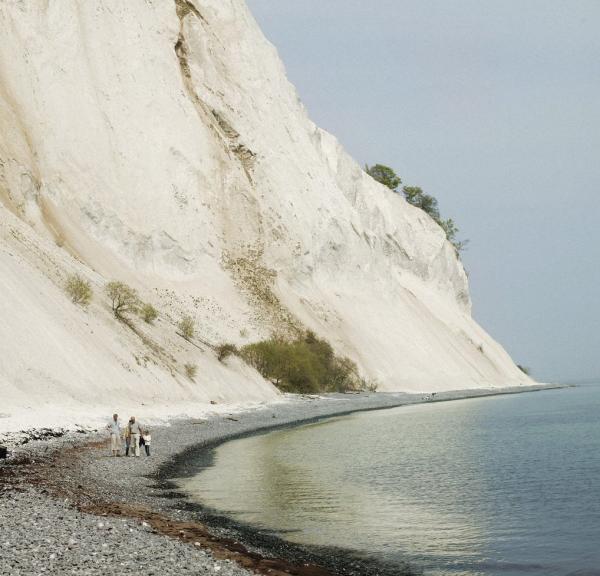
[0,0,530,427]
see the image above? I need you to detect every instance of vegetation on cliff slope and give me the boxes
[240,331,376,394]
[366,163,468,253]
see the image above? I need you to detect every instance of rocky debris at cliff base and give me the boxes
[0,488,251,576]
[0,426,96,449]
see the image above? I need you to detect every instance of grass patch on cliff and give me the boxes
[240,331,372,394]
[184,363,197,381]
[216,343,239,363]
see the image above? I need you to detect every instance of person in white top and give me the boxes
[107,414,121,457]
[142,430,151,457]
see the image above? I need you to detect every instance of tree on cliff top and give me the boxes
[365,164,402,192]
[366,162,468,254]
[402,186,440,220]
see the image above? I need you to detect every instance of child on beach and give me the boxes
[142,429,151,456]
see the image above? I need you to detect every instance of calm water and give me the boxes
[180,385,600,575]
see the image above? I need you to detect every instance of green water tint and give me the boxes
[179,385,600,575]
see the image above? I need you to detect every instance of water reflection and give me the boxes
[179,386,600,575]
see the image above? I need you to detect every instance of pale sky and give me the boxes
[246,0,600,383]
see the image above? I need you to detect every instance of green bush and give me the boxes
[241,331,364,394]
[140,303,158,324]
[365,164,402,192]
[105,281,140,318]
[517,364,531,376]
[184,362,197,380]
[362,378,380,393]
[403,186,440,219]
[179,315,195,341]
[216,343,238,363]
[65,274,93,306]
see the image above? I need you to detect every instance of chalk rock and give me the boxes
[0,0,531,430]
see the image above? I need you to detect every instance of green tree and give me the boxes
[365,164,402,192]
[105,281,140,318]
[438,218,469,253]
[368,161,469,255]
[402,186,440,220]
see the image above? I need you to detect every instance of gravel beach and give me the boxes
[0,385,559,576]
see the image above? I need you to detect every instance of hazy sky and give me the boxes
[246,0,600,383]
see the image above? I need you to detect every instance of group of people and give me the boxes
[107,413,151,457]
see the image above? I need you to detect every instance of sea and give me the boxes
[179,384,600,576]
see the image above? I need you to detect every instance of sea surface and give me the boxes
[180,385,600,575]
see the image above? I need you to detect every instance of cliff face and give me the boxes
[0,0,529,428]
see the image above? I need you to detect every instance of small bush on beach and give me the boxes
[362,378,380,393]
[184,363,197,380]
[517,364,531,376]
[65,274,93,306]
[240,331,366,394]
[216,343,238,363]
[105,281,140,318]
[140,303,158,324]
[179,315,195,341]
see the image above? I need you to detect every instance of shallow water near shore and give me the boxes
[180,384,600,576]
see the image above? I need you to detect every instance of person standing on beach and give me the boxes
[129,416,142,457]
[124,418,132,456]
[107,413,121,457]
[142,429,151,456]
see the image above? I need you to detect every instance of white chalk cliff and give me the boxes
[0,0,530,429]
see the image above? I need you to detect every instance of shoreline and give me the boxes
[154,383,567,576]
[0,383,566,575]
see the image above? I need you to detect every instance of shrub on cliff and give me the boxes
[402,186,440,219]
[105,281,140,318]
[184,362,197,380]
[216,343,238,363]
[65,274,93,306]
[241,331,364,394]
[140,303,158,324]
[179,315,195,341]
[365,163,401,192]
